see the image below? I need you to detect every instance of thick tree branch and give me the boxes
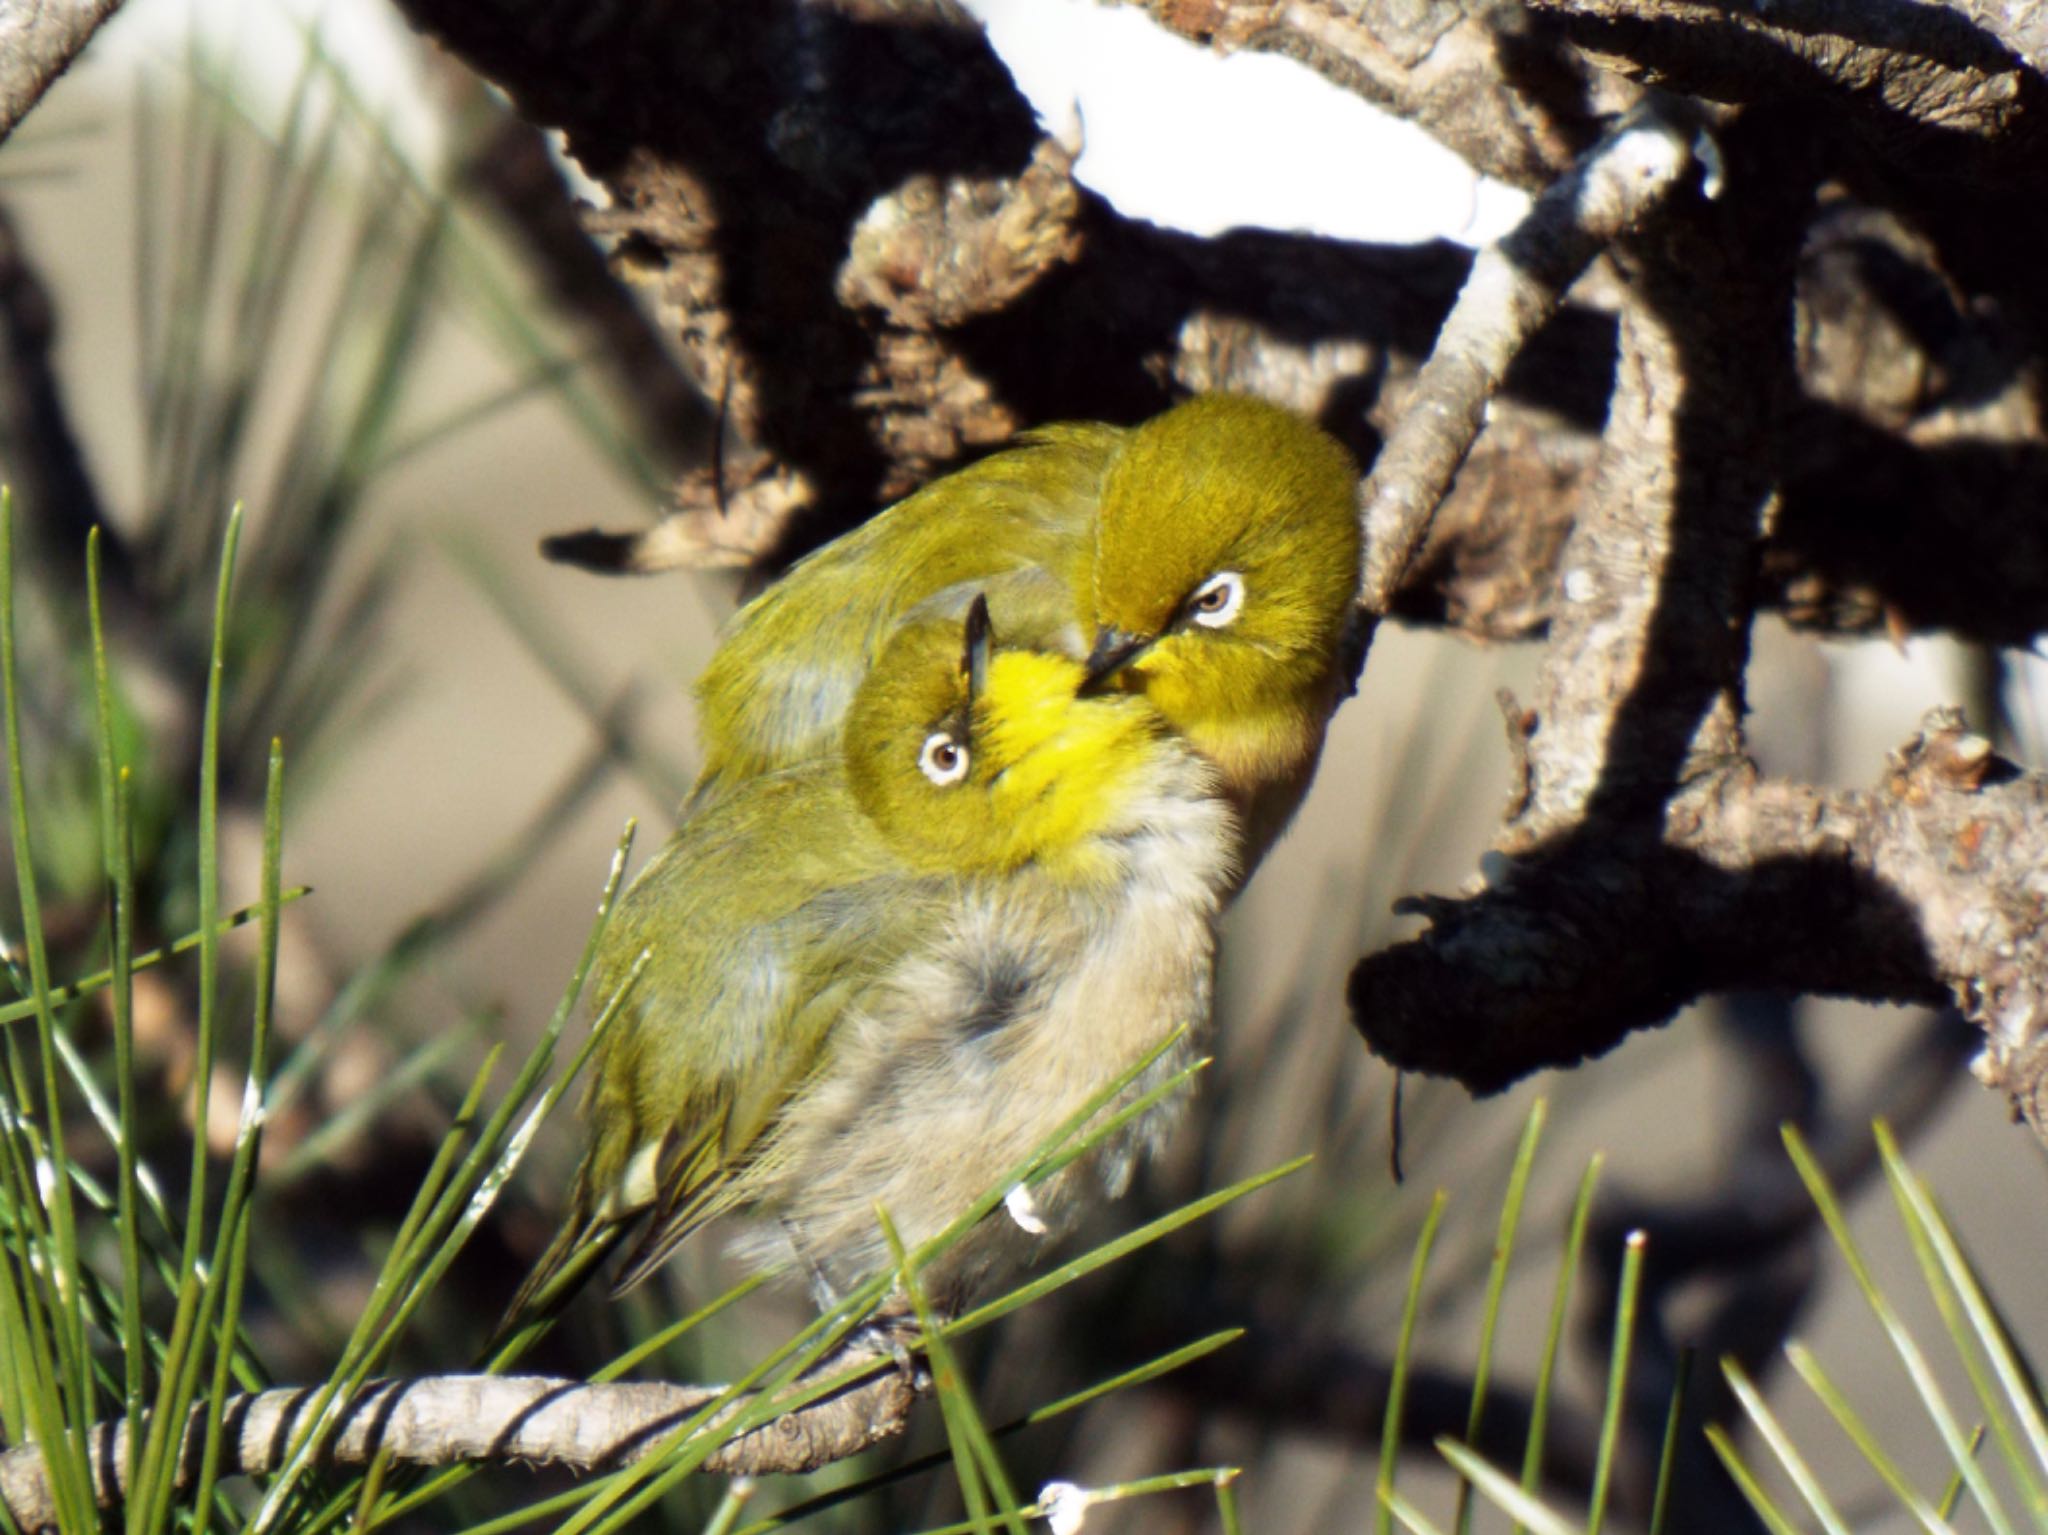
[0,1357,920,1531]
[0,0,124,147]
[1520,0,2046,179]
[1506,196,1786,828]
[1353,711,2048,1129]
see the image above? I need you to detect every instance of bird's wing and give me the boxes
[566,768,935,1298]
[603,959,876,1295]
[689,423,1123,796]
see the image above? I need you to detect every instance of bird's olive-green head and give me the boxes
[846,597,1170,880]
[1079,394,1361,793]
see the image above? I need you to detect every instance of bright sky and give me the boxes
[960,0,1531,247]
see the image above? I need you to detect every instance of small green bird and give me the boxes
[691,394,1361,861]
[508,596,1237,1323]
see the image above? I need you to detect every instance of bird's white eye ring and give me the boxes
[919,731,970,786]
[1188,571,1245,628]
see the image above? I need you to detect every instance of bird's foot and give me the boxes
[848,1307,927,1388]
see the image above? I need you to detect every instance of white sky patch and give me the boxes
[2010,649,2048,762]
[958,0,1530,248]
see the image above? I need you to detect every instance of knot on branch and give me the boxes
[1970,985,2048,1139]
[1884,706,2007,798]
[836,139,1082,331]
[1351,823,1702,1093]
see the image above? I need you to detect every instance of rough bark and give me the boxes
[0,0,125,148]
[1354,717,2047,1101]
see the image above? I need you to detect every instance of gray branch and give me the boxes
[1357,105,1698,618]
[1520,0,2044,175]
[0,1359,919,1531]
[0,0,126,147]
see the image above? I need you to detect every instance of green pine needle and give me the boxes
[1378,1187,1448,1535]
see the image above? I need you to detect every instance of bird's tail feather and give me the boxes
[485,1214,633,1362]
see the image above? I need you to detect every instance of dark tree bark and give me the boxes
[377,0,2048,1133]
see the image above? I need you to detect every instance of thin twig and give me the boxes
[1356,105,1697,619]
[0,1359,920,1531]
[0,0,126,148]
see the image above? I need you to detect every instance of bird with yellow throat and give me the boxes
[690,393,1361,866]
[501,395,1357,1335]
[503,597,1238,1328]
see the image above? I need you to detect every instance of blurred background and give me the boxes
[2,2,2046,1529]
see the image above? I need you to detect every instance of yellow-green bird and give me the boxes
[691,394,1360,862]
[508,596,1237,1322]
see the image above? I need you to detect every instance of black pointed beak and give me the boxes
[962,594,993,706]
[1080,626,1153,693]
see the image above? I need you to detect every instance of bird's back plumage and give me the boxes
[502,764,943,1320]
[689,423,1121,804]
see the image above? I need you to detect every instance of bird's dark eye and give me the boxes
[1188,571,1246,628]
[918,731,970,786]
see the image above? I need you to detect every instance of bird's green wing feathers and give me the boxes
[603,966,870,1294]
[558,765,940,1297]
[690,422,1123,796]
